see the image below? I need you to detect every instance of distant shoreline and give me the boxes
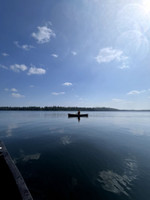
[0,106,150,112]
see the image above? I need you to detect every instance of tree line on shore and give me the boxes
[0,106,119,111]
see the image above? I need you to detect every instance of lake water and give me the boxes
[0,111,150,200]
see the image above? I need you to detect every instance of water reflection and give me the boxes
[22,153,41,162]
[129,128,145,136]
[1,111,150,199]
[68,116,81,122]
[71,177,78,187]
[14,149,41,163]
[60,135,71,145]
[6,124,18,137]
[97,157,138,197]
[49,127,64,134]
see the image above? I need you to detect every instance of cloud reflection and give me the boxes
[14,150,41,163]
[97,157,137,196]
[6,124,18,137]
[61,135,71,145]
[129,128,145,136]
[49,127,64,134]
[22,153,41,162]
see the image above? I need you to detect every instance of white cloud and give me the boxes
[28,66,46,75]
[14,41,34,51]
[2,53,9,56]
[6,88,23,98]
[29,85,35,88]
[62,82,72,86]
[112,98,124,102]
[119,63,130,69]
[32,24,55,44]
[72,51,77,56]
[4,88,18,92]
[12,93,25,98]
[127,90,146,95]
[95,47,128,64]
[22,44,34,51]
[51,92,65,95]
[112,98,133,108]
[10,64,28,72]
[11,88,18,92]
[51,54,58,58]
[0,64,8,70]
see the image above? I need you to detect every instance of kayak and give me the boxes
[68,113,88,117]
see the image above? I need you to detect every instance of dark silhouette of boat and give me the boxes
[0,141,33,200]
[68,113,88,118]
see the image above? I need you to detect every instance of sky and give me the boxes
[1,0,150,109]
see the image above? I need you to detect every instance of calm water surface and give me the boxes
[0,111,150,200]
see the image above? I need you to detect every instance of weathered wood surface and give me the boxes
[0,141,33,200]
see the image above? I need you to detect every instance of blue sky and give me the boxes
[1,0,150,109]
